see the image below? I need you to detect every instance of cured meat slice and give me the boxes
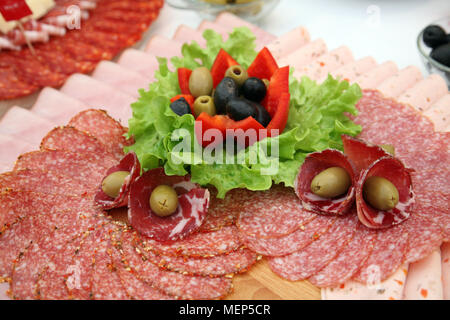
[355,61,398,89]
[331,57,377,83]
[128,168,210,242]
[118,49,159,80]
[0,134,33,170]
[0,66,38,100]
[295,149,356,215]
[268,214,358,281]
[355,157,414,229]
[14,149,115,188]
[309,221,377,287]
[237,185,315,238]
[142,225,242,258]
[0,190,97,232]
[424,94,450,131]
[0,169,96,196]
[266,25,310,61]
[353,224,408,284]
[442,242,450,300]
[278,39,327,70]
[142,247,258,277]
[412,168,449,197]
[376,65,423,99]
[173,25,206,47]
[145,35,182,59]
[10,213,106,300]
[67,109,132,160]
[40,126,116,162]
[95,152,141,210]
[341,135,390,173]
[239,215,336,257]
[44,36,107,64]
[117,229,233,299]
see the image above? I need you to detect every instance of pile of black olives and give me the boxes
[423,25,450,68]
[170,65,272,127]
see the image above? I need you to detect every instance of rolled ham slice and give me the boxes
[266,25,310,61]
[118,49,160,80]
[173,24,206,47]
[423,94,450,132]
[331,57,377,83]
[376,66,423,99]
[128,168,210,242]
[295,149,356,216]
[278,38,327,70]
[145,35,182,59]
[355,61,398,90]
[442,242,450,300]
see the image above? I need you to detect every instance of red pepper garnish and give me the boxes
[170,94,195,114]
[177,68,192,95]
[247,47,279,81]
[210,49,239,88]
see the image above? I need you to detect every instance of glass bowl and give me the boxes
[417,16,450,89]
[166,0,280,23]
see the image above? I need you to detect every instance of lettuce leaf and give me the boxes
[125,27,362,198]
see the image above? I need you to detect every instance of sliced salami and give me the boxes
[128,168,210,242]
[0,66,38,100]
[353,224,409,284]
[237,185,315,238]
[95,152,141,210]
[268,214,358,281]
[239,215,336,257]
[68,109,133,160]
[308,221,377,287]
[295,149,356,215]
[355,157,414,229]
[412,169,450,196]
[117,229,233,299]
[142,225,242,258]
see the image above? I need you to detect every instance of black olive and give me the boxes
[226,97,257,121]
[242,77,267,103]
[423,25,447,49]
[430,43,450,68]
[214,77,239,114]
[253,103,271,127]
[170,98,191,116]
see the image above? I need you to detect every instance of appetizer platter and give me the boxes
[0,9,449,300]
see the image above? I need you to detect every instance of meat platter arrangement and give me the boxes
[0,8,449,300]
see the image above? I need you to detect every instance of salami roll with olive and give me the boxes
[295,149,357,216]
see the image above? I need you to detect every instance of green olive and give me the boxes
[149,185,179,217]
[380,144,395,156]
[363,176,399,211]
[310,166,351,198]
[193,95,216,117]
[225,65,249,87]
[262,78,270,89]
[189,67,213,98]
[101,171,130,198]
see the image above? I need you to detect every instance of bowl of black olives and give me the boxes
[417,17,450,88]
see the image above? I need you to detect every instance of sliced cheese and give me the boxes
[0,0,55,34]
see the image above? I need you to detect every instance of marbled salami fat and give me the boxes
[68,109,133,160]
[128,168,209,241]
[237,185,315,238]
[268,214,358,281]
[95,152,141,210]
[295,149,356,215]
[356,157,414,229]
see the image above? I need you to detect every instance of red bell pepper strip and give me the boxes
[266,92,290,136]
[177,68,192,95]
[247,47,279,81]
[264,66,290,118]
[210,49,239,88]
[170,94,195,114]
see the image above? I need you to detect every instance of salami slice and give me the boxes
[118,229,233,299]
[68,109,133,160]
[268,214,358,281]
[353,224,409,284]
[239,215,336,257]
[142,225,242,258]
[355,157,414,229]
[412,169,449,196]
[128,168,210,242]
[308,221,377,287]
[295,149,356,215]
[237,185,315,238]
[95,152,141,210]
[0,66,38,100]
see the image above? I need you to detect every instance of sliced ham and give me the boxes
[397,74,448,112]
[0,134,34,172]
[118,49,160,80]
[442,242,450,300]
[403,250,443,300]
[376,66,423,99]
[267,25,310,61]
[355,61,399,89]
[144,35,182,59]
[173,24,206,47]
[331,56,377,83]
[0,107,55,146]
[322,264,408,300]
[423,94,450,132]
[278,39,327,70]
[92,61,149,98]
[293,46,354,82]
[197,20,230,42]
[31,87,87,124]
[60,74,134,125]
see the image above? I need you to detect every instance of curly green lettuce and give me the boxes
[125,27,362,198]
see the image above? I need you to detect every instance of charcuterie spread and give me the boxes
[0,11,449,300]
[0,0,163,100]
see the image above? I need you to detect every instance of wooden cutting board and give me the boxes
[226,258,321,300]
